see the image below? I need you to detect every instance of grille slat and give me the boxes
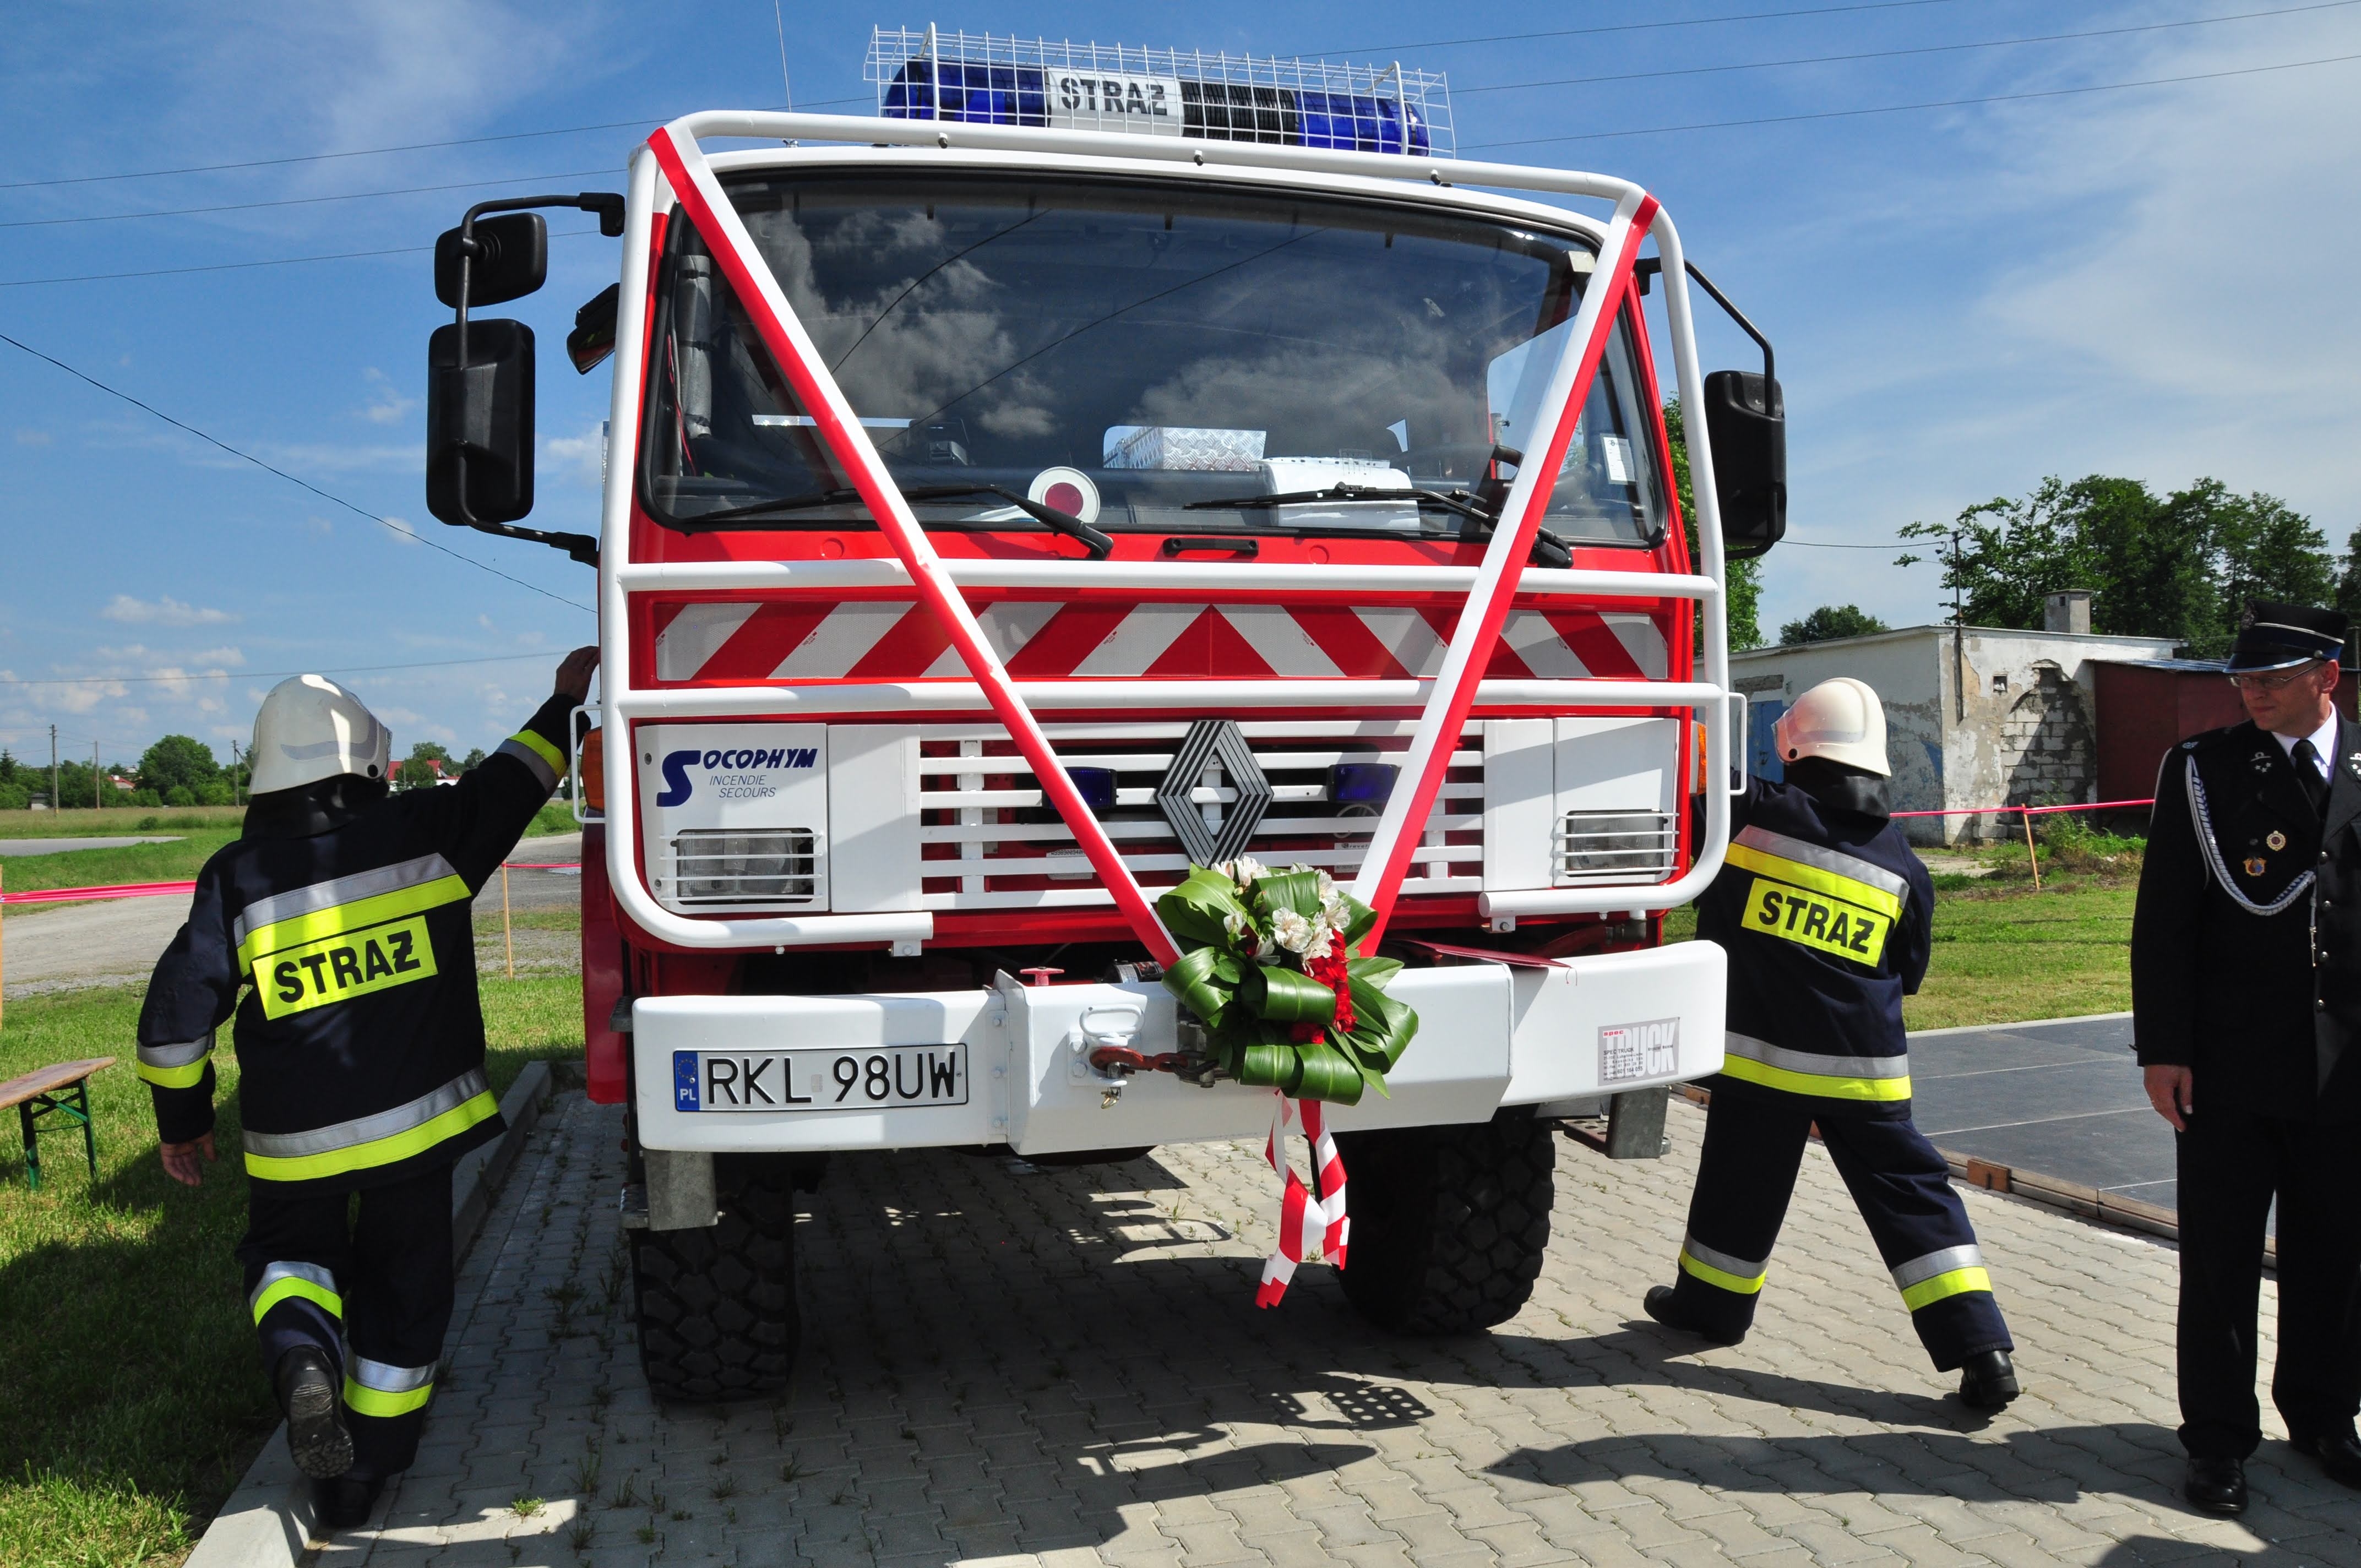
[1553,809,1676,885]
[668,829,821,906]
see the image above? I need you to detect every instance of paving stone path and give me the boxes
[312,1092,2361,1567]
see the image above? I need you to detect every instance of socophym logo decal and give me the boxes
[654,744,819,808]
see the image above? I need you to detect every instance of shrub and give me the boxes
[0,783,26,810]
[164,786,195,807]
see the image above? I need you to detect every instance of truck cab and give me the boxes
[423,29,1782,1401]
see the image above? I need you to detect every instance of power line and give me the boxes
[0,331,595,614]
[0,167,618,231]
[1457,2,2361,95]
[0,652,563,688]
[0,226,600,289]
[1464,48,2361,149]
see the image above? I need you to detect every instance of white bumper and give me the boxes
[633,940,1724,1157]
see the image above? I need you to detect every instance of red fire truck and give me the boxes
[424,29,1784,1401]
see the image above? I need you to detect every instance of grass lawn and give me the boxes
[0,976,585,1568]
[1664,865,2135,1033]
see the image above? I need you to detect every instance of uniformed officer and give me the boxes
[2134,602,2361,1515]
[141,649,595,1529]
[1642,677,2019,1408]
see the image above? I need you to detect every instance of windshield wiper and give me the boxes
[679,482,1112,559]
[1183,483,1574,568]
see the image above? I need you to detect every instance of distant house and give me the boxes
[1728,594,2177,845]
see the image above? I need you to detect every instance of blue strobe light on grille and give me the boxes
[868,28,1452,157]
[1329,763,1399,805]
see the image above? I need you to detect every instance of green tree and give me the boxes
[396,756,439,791]
[459,747,487,772]
[1898,475,2331,656]
[139,734,221,797]
[1664,398,1763,651]
[1780,605,1890,645]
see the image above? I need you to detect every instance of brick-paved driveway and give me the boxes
[315,1092,2360,1567]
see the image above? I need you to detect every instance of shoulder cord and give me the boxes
[2185,755,2315,916]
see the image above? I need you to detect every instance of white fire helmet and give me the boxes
[248,674,392,796]
[1772,677,1891,777]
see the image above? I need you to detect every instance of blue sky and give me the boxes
[3,0,2355,770]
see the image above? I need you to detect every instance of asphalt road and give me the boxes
[0,835,183,856]
[1,833,582,999]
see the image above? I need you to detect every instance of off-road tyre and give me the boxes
[1335,1114,1555,1335]
[631,1155,800,1402]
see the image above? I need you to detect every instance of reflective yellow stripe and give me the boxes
[251,1277,343,1325]
[1679,1247,1766,1295]
[236,875,470,973]
[1726,842,1902,920]
[1718,1053,1913,1103]
[342,1376,434,1418]
[243,1090,498,1183]
[1899,1266,1993,1312]
[510,728,564,778]
[137,1059,208,1089]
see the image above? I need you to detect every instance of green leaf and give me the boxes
[1161,945,1242,1026]
[1156,867,1255,948]
[1346,955,1402,991]
[1241,964,1338,1025]
[1291,1041,1366,1106]
[1335,891,1379,949]
[1253,868,1324,924]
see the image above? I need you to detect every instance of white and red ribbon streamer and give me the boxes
[1255,1091,1350,1308]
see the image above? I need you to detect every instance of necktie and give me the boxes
[2294,738,2329,814]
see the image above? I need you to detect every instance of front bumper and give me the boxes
[633,939,1724,1157]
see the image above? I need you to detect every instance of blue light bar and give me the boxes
[867,27,1454,157]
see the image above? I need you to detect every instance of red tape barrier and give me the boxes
[0,861,584,905]
[1891,798,2153,820]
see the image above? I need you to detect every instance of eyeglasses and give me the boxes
[2227,661,2326,692]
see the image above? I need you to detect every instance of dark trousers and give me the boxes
[1667,1087,2013,1370]
[236,1166,454,1482]
[2175,1107,2361,1458]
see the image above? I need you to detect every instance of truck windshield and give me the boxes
[640,171,1667,546]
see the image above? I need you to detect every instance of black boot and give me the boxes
[1644,1285,1745,1346]
[313,1474,384,1531]
[274,1346,353,1481]
[1957,1350,2020,1410]
[2183,1456,2248,1515]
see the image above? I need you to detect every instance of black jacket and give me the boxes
[2132,716,2361,1123]
[1696,776,1935,1115]
[137,696,572,1191]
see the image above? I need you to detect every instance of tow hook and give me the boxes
[1074,1004,1146,1108]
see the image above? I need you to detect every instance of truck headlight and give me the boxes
[672,829,820,905]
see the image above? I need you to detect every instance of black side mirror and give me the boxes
[1702,369,1785,559]
[567,283,620,374]
[434,213,547,308]
[427,319,535,525]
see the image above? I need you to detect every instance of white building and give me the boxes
[1728,595,2175,845]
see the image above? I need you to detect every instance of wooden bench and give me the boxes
[0,1057,114,1191]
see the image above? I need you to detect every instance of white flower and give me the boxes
[1301,923,1334,961]
[1223,912,1253,945]
[1271,908,1316,954]
[1231,856,1267,887]
[1314,869,1336,897]
[1320,891,1352,933]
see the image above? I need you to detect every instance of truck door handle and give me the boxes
[1161,536,1259,557]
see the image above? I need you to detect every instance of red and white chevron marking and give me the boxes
[652,600,1669,684]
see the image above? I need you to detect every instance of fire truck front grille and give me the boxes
[917,721,1481,911]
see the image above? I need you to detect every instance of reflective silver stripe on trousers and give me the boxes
[346,1354,436,1393]
[1891,1245,1985,1292]
[243,1068,490,1161]
[1733,825,1910,902]
[496,734,559,792]
[1724,1032,1911,1081]
[233,852,463,952]
[248,1259,339,1313]
[138,1032,213,1069]
[1681,1233,1770,1279]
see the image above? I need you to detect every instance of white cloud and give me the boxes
[382,515,423,547]
[100,594,240,627]
[13,429,50,446]
[361,366,418,427]
[543,423,607,490]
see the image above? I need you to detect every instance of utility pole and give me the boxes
[231,739,242,806]
[49,725,58,814]
[1949,526,1966,724]
[93,741,100,809]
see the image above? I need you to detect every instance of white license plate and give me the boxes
[671,1046,968,1112]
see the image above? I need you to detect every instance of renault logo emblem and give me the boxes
[1156,719,1272,865]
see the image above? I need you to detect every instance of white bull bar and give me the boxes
[595,111,1743,952]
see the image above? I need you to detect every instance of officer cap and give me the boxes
[2226,601,2348,672]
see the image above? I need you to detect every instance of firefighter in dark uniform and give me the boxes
[141,649,595,1528]
[2134,602,2361,1515]
[1643,677,2020,1408]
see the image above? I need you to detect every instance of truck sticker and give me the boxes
[1600,1018,1679,1083]
[260,915,436,1019]
[654,745,819,807]
[1742,876,1890,967]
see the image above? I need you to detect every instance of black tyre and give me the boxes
[1335,1114,1556,1335]
[631,1155,800,1402]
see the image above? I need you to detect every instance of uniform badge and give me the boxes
[2183,739,2200,751]
[2268,831,2288,851]
[2254,752,2273,773]
[2348,750,2361,778]
[2245,856,2268,877]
